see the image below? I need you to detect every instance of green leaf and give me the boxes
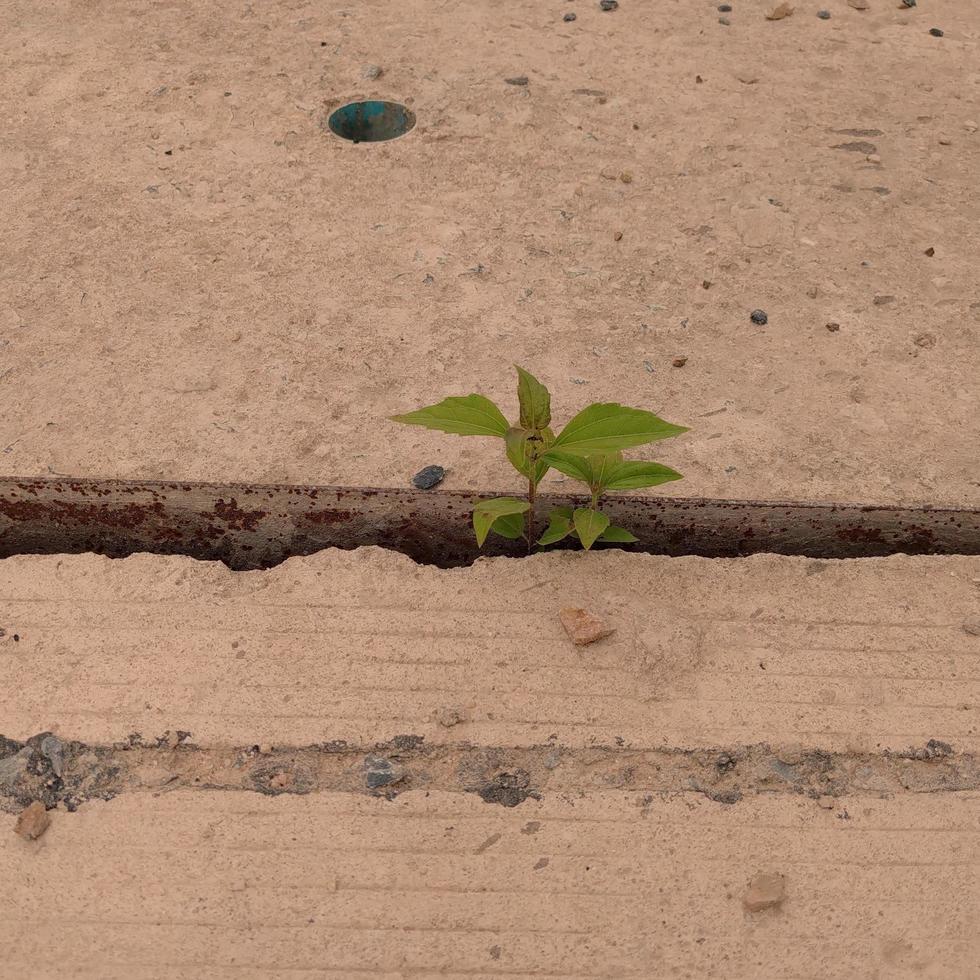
[491,512,526,540]
[391,394,509,438]
[603,461,683,491]
[551,403,689,455]
[472,497,530,547]
[539,450,594,485]
[505,427,553,482]
[573,508,610,550]
[539,451,624,493]
[515,366,551,430]
[538,506,574,546]
[597,525,639,543]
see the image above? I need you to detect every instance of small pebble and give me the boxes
[929,27,944,37]
[613,231,623,241]
[14,802,50,841]
[361,64,383,80]
[620,171,633,184]
[924,246,935,257]
[563,11,577,21]
[718,3,732,10]
[913,332,936,349]
[599,0,618,9]
[901,0,916,6]
[505,75,529,86]
[364,755,405,789]
[743,872,786,912]
[559,607,615,646]
[963,619,980,637]
[433,706,467,727]
[719,16,731,24]
[750,309,768,325]
[702,280,712,289]
[672,356,688,368]
[817,9,830,18]
[412,465,446,490]
[826,322,841,332]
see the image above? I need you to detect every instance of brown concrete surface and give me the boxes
[2,0,979,505]
[2,550,980,977]
[1,550,979,752]
[2,790,979,979]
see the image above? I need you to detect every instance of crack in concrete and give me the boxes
[2,732,976,814]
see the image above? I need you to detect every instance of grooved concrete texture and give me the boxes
[3,790,979,978]
[2,550,979,752]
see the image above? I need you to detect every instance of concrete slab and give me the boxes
[2,789,978,978]
[1,549,978,752]
[2,1,978,505]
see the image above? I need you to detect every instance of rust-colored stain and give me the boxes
[213,499,267,532]
[2,476,978,569]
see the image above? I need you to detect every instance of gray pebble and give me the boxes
[929,27,944,37]
[361,64,383,80]
[40,735,65,778]
[817,9,830,18]
[750,309,768,325]
[599,0,618,10]
[718,16,730,25]
[364,755,405,789]
[718,3,732,10]
[563,11,577,21]
[505,75,529,86]
[412,465,446,490]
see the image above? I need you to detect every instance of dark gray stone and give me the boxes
[412,465,446,490]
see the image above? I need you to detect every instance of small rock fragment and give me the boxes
[847,0,869,9]
[559,607,615,646]
[962,619,980,636]
[413,465,446,490]
[40,735,65,777]
[718,2,732,9]
[913,332,936,348]
[613,231,623,241]
[364,755,405,789]
[901,0,916,6]
[806,285,818,299]
[750,309,768,325]
[867,153,881,163]
[737,73,759,84]
[817,9,830,18]
[563,11,577,21]
[873,294,895,306]
[505,75,529,86]
[766,3,793,20]
[923,246,935,257]
[433,706,467,727]
[929,27,944,37]
[743,872,786,911]
[361,64,383,80]
[826,321,841,332]
[719,16,731,25]
[599,0,618,10]
[672,356,688,368]
[14,802,50,841]
[619,171,633,184]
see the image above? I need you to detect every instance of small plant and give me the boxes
[392,366,688,550]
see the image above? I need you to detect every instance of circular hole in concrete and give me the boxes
[327,100,416,143]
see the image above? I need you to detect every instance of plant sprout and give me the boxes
[392,366,688,550]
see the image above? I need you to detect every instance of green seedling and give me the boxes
[392,366,688,550]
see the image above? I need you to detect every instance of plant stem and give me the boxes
[526,477,536,552]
